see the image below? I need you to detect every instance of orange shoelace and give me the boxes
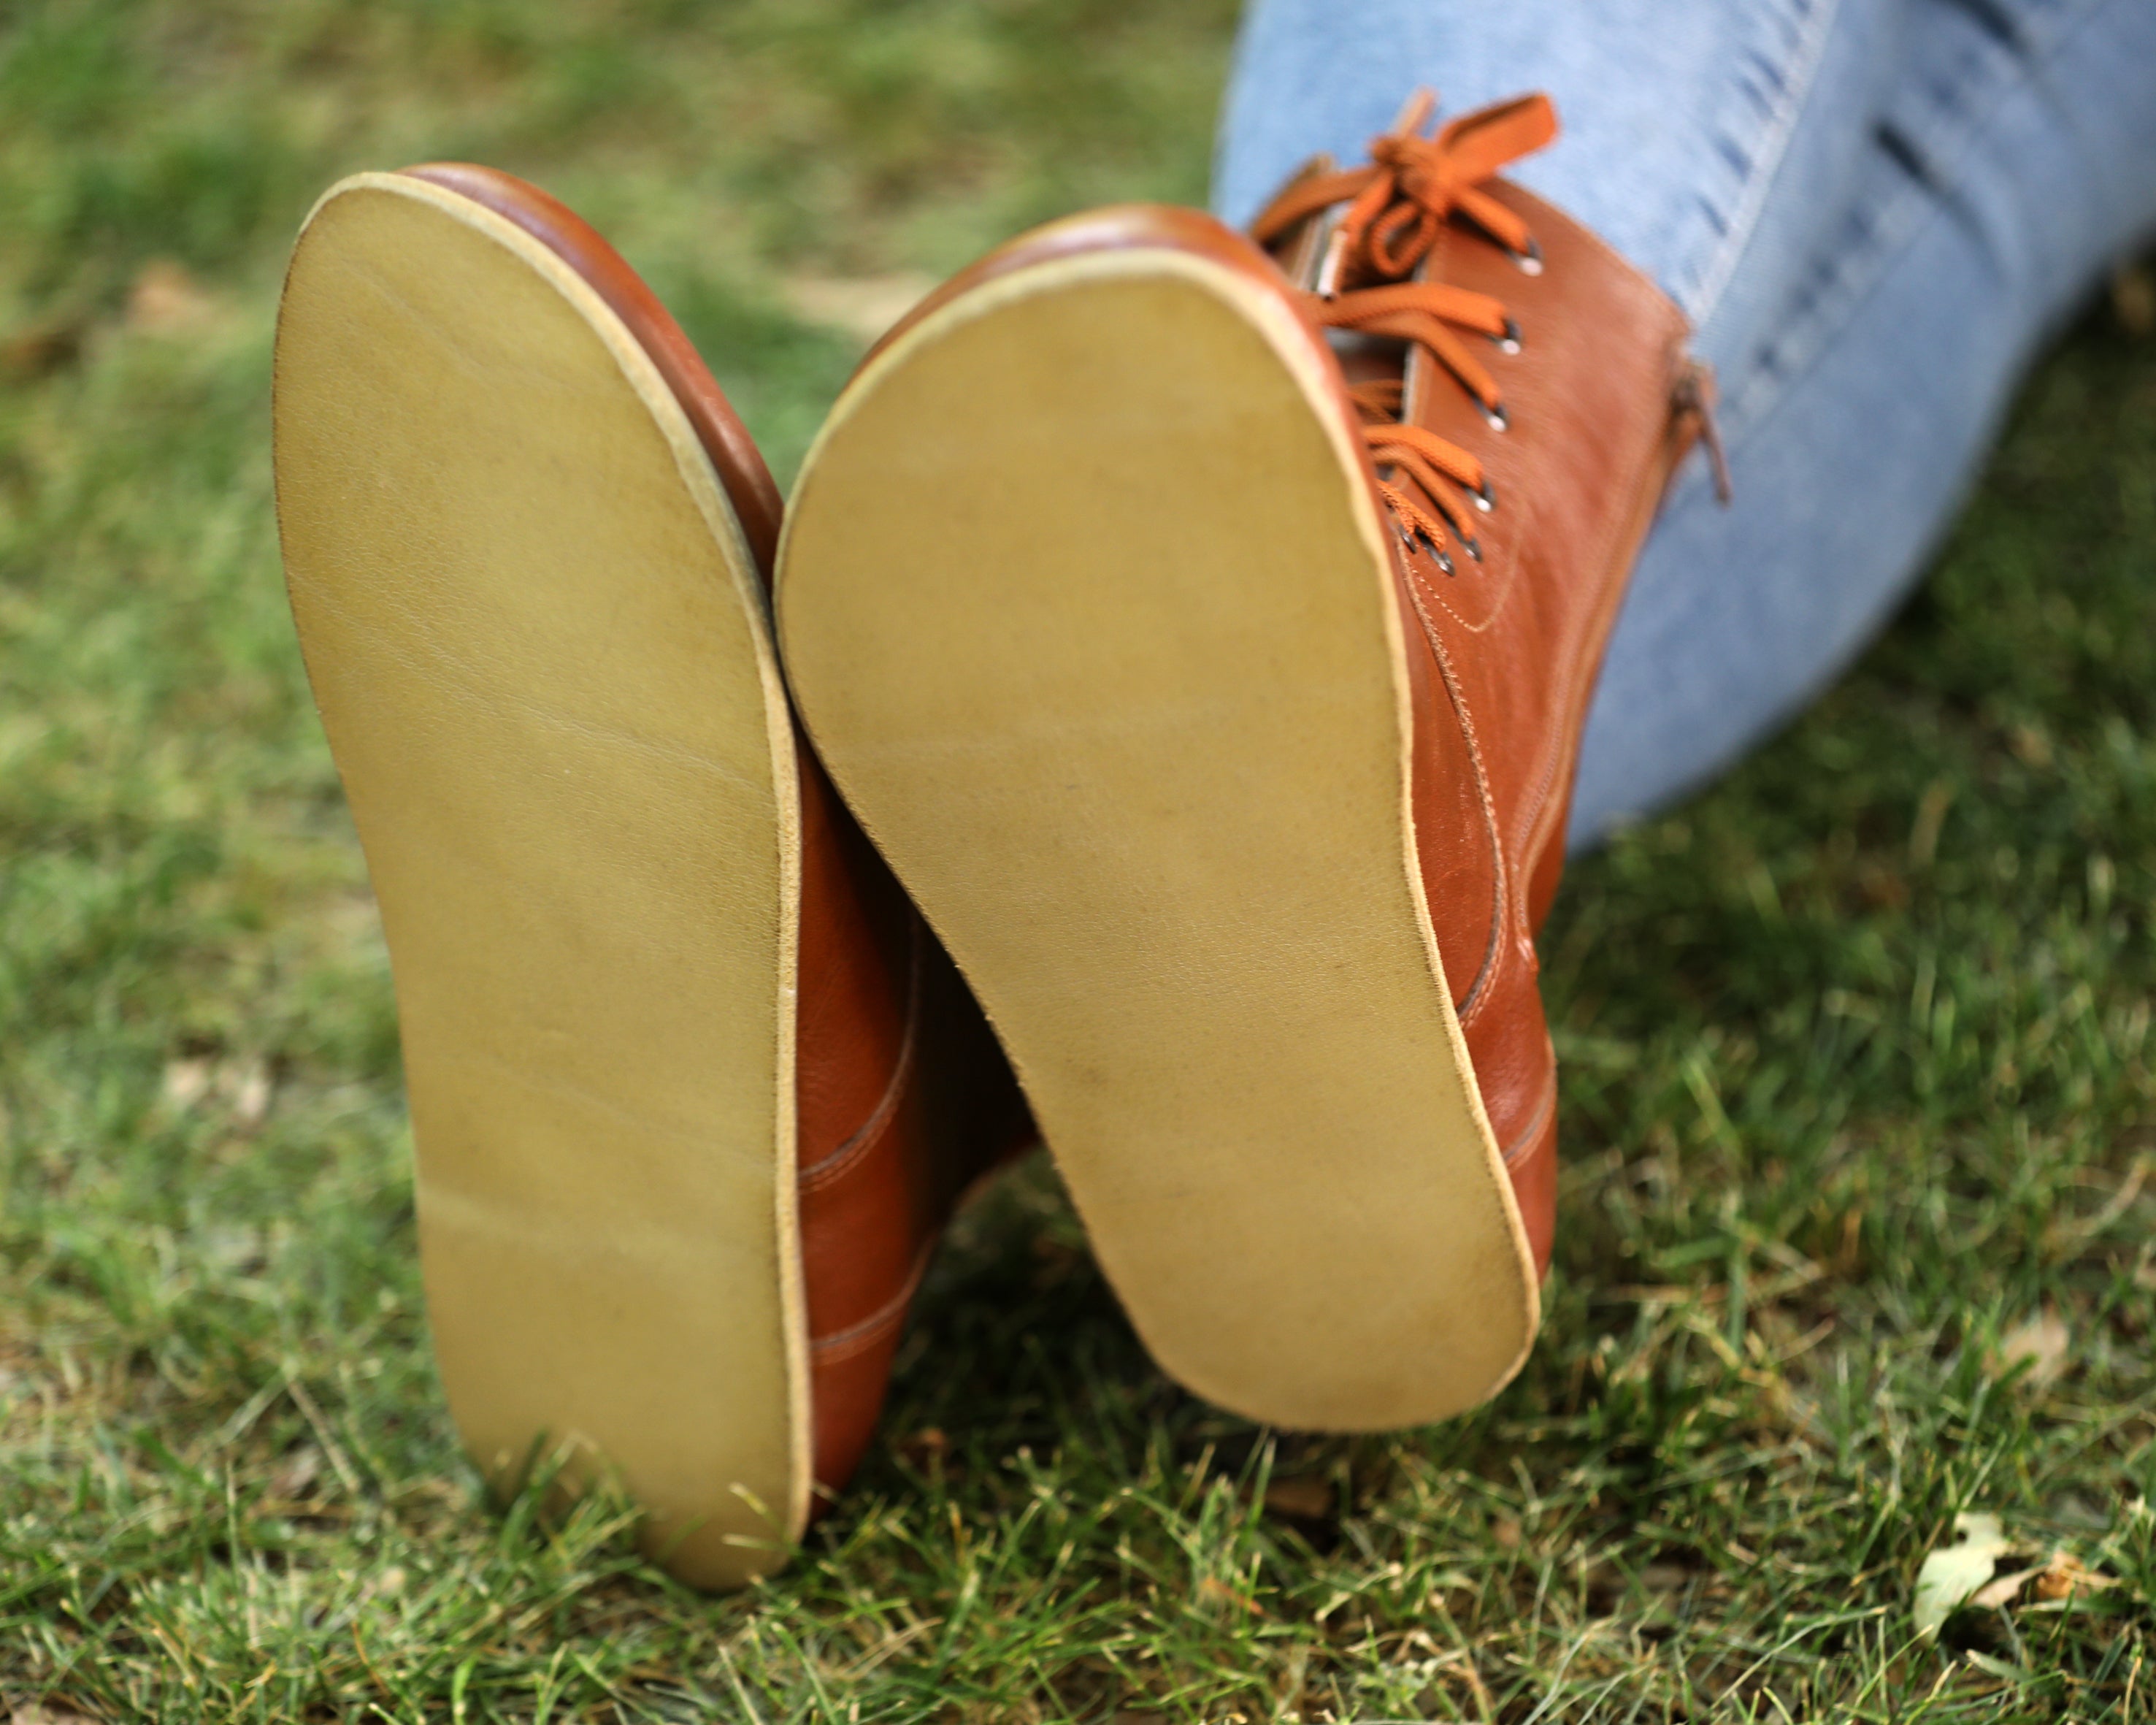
[1251,91,1560,570]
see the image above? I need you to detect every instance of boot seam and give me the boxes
[809,1243,931,1363]
[797,924,924,1190]
[1398,563,1509,1021]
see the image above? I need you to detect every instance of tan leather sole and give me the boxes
[275,173,808,1585]
[778,248,1539,1431]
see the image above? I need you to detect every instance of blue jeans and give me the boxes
[1216,0,2156,841]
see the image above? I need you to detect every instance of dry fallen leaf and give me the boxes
[1995,1309,2071,1391]
[1971,1564,2041,1609]
[163,1055,215,1109]
[2035,1551,2122,1602]
[229,1059,273,1128]
[1965,1548,2122,1613]
[161,1054,273,1126]
[126,259,218,333]
[782,273,936,345]
[1914,1512,2014,1637]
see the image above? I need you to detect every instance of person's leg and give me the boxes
[1213,0,2156,838]
[1573,0,2156,833]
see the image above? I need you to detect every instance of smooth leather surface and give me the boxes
[1267,181,1696,1272]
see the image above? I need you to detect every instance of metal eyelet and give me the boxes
[1510,238,1544,276]
[1471,481,1497,514]
[1492,317,1522,356]
[1315,225,1350,299]
[1481,400,1510,433]
[1400,523,1453,575]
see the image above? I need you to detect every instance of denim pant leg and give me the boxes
[1574,0,2156,835]
[1214,0,2156,840]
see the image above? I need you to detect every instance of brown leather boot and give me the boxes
[778,94,1706,1430]
[274,167,1022,1588]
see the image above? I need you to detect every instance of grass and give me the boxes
[0,1,2150,1718]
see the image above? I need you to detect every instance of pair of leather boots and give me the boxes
[273,95,1711,1588]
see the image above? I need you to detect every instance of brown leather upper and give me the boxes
[400,164,1024,1499]
[877,104,1697,1275]
[1262,115,1697,1270]
[1365,176,1695,1269]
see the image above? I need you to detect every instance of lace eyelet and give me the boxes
[1492,317,1522,356]
[1472,481,1497,513]
[1480,400,1510,433]
[1509,238,1544,276]
[1400,521,1454,575]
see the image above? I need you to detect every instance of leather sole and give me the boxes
[778,246,1538,1430]
[275,173,807,1584]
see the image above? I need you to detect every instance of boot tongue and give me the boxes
[1253,168,1417,407]
[1255,154,1340,291]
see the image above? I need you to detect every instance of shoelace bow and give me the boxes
[1251,91,1560,570]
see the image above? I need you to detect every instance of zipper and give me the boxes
[1673,357,1734,504]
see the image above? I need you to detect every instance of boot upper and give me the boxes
[1249,99,1704,1267]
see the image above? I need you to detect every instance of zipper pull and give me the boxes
[1673,358,1733,505]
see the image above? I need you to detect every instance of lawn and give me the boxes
[1,2,2151,1720]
